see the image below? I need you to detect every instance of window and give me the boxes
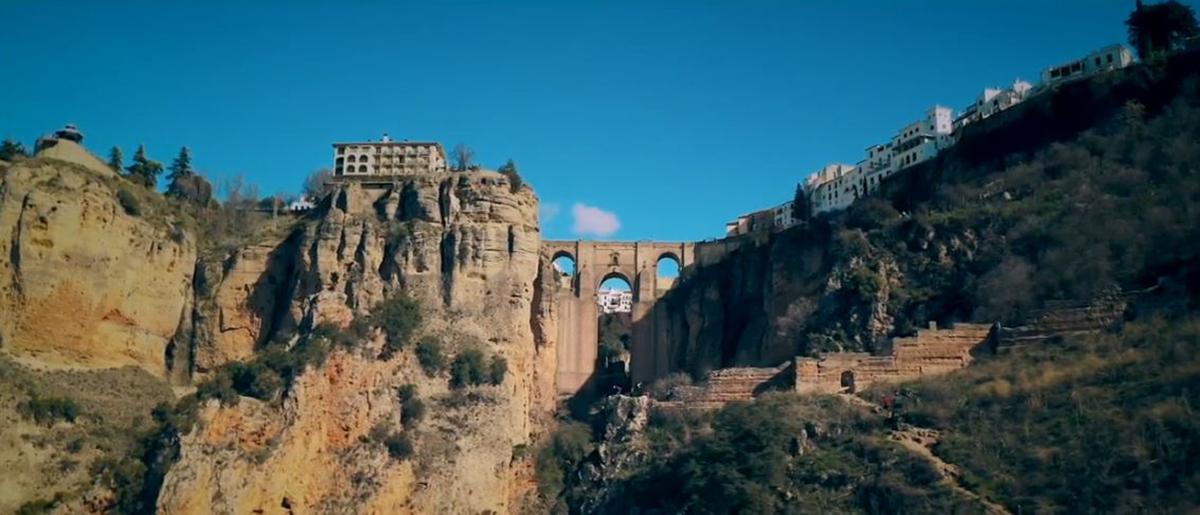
[1107,54,1113,63]
[1095,57,1101,67]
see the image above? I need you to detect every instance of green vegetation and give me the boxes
[498,158,523,192]
[543,395,971,513]
[865,316,1200,513]
[107,145,123,172]
[123,144,164,189]
[535,420,594,498]
[115,187,142,216]
[397,384,425,430]
[0,137,28,161]
[416,336,445,375]
[20,395,80,425]
[371,293,422,359]
[1127,0,1198,59]
[367,420,415,460]
[449,347,508,388]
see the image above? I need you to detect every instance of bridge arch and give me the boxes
[543,239,696,396]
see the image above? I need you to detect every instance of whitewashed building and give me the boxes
[955,79,1034,131]
[597,289,633,314]
[804,163,858,215]
[891,106,954,173]
[772,201,796,229]
[1041,44,1133,85]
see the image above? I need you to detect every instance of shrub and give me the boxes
[416,336,445,375]
[116,188,142,216]
[21,396,80,425]
[384,432,414,460]
[646,372,693,401]
[535,421,594,496]
[371,294,422,359]
[228,361,283,401]
[17,495,63,515]
[195,371,238,405]
[450,347,489,389]
[397,384,425,430]
[488,356,508,386]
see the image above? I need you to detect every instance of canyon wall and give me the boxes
[159,175,557,513]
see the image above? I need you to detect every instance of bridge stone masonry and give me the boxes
[541,240,696,395]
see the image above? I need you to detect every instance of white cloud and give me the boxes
[540,203,561,224]
[571,202,620,237]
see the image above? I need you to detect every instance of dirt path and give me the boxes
[840,394,1011,515]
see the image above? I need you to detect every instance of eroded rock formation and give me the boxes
[0,151,196,377]
[159,175,558,513]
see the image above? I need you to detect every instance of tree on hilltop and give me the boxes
[125,144,164,189]
[108,146,123,172]
[166,147,211,204]
[303,168,334,200]
[1127,0,1199,59]
[498,159,523,192]
[451,144,475,172]
[1,138,28,161]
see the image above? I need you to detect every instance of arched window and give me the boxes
[358,165,368,173]
[347,155,357,163]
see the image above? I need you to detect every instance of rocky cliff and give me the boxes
[0,148,196,377]
[0,145,559,513]
[158,175,557,513]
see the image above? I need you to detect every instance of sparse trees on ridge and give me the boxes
[108,146,123,172]
[125,144,164,189]
[0,138,28,161]
[451,143,475,171]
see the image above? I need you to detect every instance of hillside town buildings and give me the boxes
[597,289,633,313]
[1041,45,1133,85]
[723,42,1136,236]
[333,133,448,178]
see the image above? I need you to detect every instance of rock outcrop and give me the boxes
[0,153,196,377]
[158,174,558,513]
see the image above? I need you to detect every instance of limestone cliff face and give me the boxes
[159,174,558,514]
[0,151,196,377]
[663,228,913,376]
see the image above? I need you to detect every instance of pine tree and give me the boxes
[108,146,123,172]
[0,138,28,161]
[166,147,194,199]
[126,144,164,189]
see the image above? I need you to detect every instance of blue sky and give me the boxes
[2,0,1177,242]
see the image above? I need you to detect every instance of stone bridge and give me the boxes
[542,240,696,395]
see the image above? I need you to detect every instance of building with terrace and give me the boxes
[333,133,448,178]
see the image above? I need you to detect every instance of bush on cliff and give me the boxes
[397,384,425,430]
[416,336,445,375]
[20,395,80,425]
[535,420,594,497]
[450,347,488,388]
[371,293,422,359]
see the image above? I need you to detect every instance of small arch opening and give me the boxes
[840,370,856,393]
[656,253,680,279]
[551,252,576,290]
[358,165,368,173]
[596,272,633,399]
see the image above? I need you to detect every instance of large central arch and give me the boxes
[542,240,696,395]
